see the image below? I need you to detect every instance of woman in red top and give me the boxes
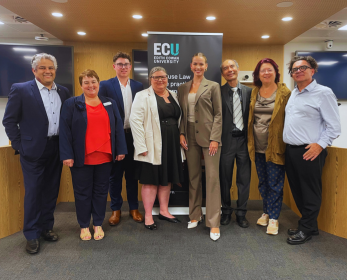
[60,70,127,241]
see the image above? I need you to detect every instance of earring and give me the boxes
[205,68,207,72]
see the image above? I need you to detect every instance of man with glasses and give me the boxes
[284,56,340,245]
[99,52,144,226]
[219,59,252,228]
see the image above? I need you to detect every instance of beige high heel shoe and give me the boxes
[80,228,91,241]
[93,226,105,241]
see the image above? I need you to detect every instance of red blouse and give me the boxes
[84,103,113,165]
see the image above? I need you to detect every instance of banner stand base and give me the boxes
[152,207,206,215]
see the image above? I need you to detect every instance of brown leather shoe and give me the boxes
[129,209,144,223]
[109,210,121,226]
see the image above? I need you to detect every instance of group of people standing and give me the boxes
[2,50,340,254]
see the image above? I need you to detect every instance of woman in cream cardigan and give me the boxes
[130,66,184,230]
[248,58,291,235]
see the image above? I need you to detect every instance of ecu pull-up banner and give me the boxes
[147,32,223,93]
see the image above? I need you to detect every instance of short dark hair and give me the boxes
[79,69,100,86]
[113,51,131,64]
[252,58,280,88]
[288,56,318,74]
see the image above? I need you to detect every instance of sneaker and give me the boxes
[266,219,279,235]
[257,213,269,226]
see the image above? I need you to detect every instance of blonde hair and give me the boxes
[191,52,207,63]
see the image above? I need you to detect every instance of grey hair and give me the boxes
[149,66,167,83]
[31,53,58,70]
[220,59,239,73]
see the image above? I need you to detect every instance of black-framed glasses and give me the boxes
[290,65,312,74]
[151,75,168,81]
[115,63,131,69]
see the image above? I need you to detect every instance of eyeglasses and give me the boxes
[290,65,312,74]
[151,75,168,81]
[115,63,131,69]
[260,69,274,74]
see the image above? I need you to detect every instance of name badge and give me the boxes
[103,102,112,106]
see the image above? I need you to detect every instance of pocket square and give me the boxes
[103,102,112,106]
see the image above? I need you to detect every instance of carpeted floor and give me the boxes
[1,201,347,280]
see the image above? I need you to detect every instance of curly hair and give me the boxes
[287,56,318,74]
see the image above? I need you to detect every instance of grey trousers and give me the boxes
[186,122,221,228]
[220,135,251,216]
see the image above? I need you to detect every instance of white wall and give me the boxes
[0,38,63,146]
[283,41,347,149]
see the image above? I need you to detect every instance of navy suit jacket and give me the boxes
[59,94,127,167]
[2,79,70,161]
[99,76,144,124]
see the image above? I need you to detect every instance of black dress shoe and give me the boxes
[144,223,157,230]
[220,213,232,225]
[158,214,181,223]
[41,230,58,241]
[287,228,319,236]
[26,239,40,254]
[287,231,312,245]
[236,216,250,228]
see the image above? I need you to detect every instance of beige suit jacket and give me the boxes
[130,86,184,165]
[178,77,222,147]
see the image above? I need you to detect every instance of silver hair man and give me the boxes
[31,53,58,70]
[220,59,239,73]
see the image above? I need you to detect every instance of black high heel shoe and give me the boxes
[144,223,157,230]
[158,214,181,223]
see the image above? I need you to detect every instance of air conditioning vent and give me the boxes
[13,16,30,23]
[315,21,343,29]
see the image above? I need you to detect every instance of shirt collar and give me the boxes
[35,79,57,91]
[294,79,317,93]
[227,81,240,91]
[118,78,130,88]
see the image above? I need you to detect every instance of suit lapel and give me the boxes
[269,86,285,125]
[222,84,233,116]
[99,96,114,128]
[195,77,208,103]
[129,79,136,100]
[239,82,247,114]
[78,94,88,125]
[148,87,160,130]
[31,80,49,122]
[111,77,124,115]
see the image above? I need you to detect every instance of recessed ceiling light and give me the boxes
[142,33,148,37]
[261,35,270,39]
[77,31,86,35]
[133,15,142,19]
[338,24,347,30]
[206,16,216,20]
[317,61,338,65]
[276,2,293,8]
[0,21,4,25]
[13,47,37,52]
[52,12,63,17]
[282,17,292,21]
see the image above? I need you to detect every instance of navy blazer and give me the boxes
[59,94,127,167]
[2,79,70,161]
[99,76,144,124]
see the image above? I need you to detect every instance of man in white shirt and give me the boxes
[99,52,144,225]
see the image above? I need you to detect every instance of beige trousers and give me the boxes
[186,122,221,228]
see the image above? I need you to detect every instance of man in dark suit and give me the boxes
[99,51,144,226]
[2,53,70,254]
[219,59,252,228]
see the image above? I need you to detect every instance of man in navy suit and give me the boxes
[99,51,144,225]
[2,53,70,254]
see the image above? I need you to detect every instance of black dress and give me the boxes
[136,93,184,186]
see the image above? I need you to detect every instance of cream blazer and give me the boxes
[130,86,185,165]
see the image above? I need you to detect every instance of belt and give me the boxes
[287,144,308,148]
[160,118,178,125]
[47,135,59,140]
[124,128,131,133]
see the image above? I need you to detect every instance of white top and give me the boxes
[35,79,61,136]
[118,79,133,129]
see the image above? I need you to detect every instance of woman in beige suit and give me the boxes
[130,66,184,230]
[178,53,222,241]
